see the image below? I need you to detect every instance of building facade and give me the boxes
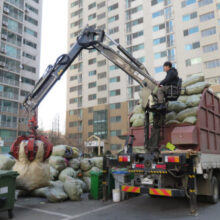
[0,0,42,152]
[67,0,220,153]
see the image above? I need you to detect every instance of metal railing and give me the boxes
[0,76,19,86]
[0,121,17,129]
[0,91,18,100]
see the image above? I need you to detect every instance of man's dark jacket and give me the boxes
[160,67,179,86]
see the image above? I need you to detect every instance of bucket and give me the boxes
[112,189,120,202]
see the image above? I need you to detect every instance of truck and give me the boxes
[102,88,220,215]
[9,26,215,215]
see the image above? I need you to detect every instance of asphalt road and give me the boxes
[1,194,220,220]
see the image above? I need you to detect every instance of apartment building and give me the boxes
[0,0,42,152]
[67,0,220,153]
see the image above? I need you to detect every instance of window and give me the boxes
[203,43,218,53]
[70,75,78,81]
[126,18,143,32]
[127,43,144,53]
[181,0,196,7]
[25,15,38,26]
[32,0,39,3]
[110,144,122,150]
[23,64,36,73]
[97,60,106,67]
[88,58,96,65]
[97,1,105,9]
[198,0,213,7]
[88,13,96,20]
[154,51,167,59]
[71,9,83,18]
[108,3,118,11]
[88,94,96,100]
[110,116,121,123]
[110,89,120,96]
[97,12,106,20]
[88,107,93,113]
[155,66,163,73]
[200,11,214,22]
[4,3,23,21]
[98,85,107,91]
[70,19,83,28]
[183,26,199,36]
[98,72,106,79]
[153,23,165,32]
[152,9,164,18]
[98,98,107,104]
[23,39,37,49]
[88,82,96,88]
[110,130,121,136]
[109,65,119,71]
[217,3,220,10]
[185,57,202,66]
[88,70,96,77]
[69,98,78,104]
[69,121,78,127]
[201,27,216,37]
[97,24,106,30]
[205,59,220,69]
[166,20,173,33]
[110,76,120,83]
[1,43,21,59]
[21,77,35,86]
[110,103,121,109]
[182,12,197,22]
[137,57,146,63]
[93,110,107,139]
[25,3,38,14]
[109,27,119,35]
[88,120,93,125]
[88,2,96,9]
[185,42,200,50]
[24,27,37,37]
[151,0,164,6]
[20,90,29,97]
[153,36,166,45]
[23,52,35,60]
[108,15,119,23]
[126,5,143,20]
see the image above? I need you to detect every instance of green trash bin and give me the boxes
[0,170,18,219]
[90,171,115,200]
[90,171,102,200]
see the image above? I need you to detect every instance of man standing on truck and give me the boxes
[154,61,179,110]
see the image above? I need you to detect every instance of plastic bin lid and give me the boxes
[90,170,102,176]
[0,170,19,178]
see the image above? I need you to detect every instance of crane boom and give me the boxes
[23,27,158,112]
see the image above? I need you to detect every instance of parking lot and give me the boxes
[1,194,220,220]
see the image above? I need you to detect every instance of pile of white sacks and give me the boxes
[3,143,103,203]
[166,75,210,125]
[129,75,210,127]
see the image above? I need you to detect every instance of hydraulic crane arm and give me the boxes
[23,27,158,112]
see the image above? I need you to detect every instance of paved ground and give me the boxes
[1,194,220,220]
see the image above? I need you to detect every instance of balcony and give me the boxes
[0,76,19,87]
[0,121,17,129]
[0,91,18,100]
[0,106,18,114]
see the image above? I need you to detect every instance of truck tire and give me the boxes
[206,176,219,204]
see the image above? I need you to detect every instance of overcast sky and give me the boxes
[38,0,68,133]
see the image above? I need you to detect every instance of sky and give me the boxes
[38,0,68,134]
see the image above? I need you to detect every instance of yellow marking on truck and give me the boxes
[149,171,167,174]
[188,175,195,178]
[58,69,63,76]
[149,188,172,197]
[189,189,196,193]
[122,185,140,193]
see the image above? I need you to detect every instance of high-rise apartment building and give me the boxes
[0,0,42,152]
[67,0,220,153]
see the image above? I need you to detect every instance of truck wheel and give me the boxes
[207,176,219,204]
